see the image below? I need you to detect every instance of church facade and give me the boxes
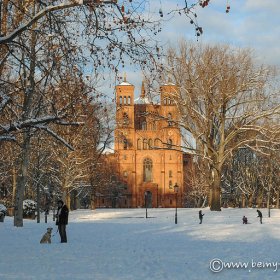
[113,78,184,208]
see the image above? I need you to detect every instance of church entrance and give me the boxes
[144,191,152,208]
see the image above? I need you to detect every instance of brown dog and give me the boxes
[40,227,53,244]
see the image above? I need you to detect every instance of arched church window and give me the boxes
[137,139,142,150]
[123,138,128,150]
[127,96,131,105]
[141,121,147,130]
[123,113,129,126]
[119,96,122,104]
[169,180,173,189]
[164,97,171,105]
[123,96,127,105]
[143,158,153,182]
[148,139,153,149]
[169,170,173,178]
[167,139,172,149]
[154,138,161,149]
[143,139,148,150]
[167,113,172,126]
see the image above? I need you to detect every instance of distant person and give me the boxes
[56,200,69,243]
[199,210,204,224]
[257,209,263,224]
[242,216,248,224]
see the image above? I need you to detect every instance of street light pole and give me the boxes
[174,183,179,224]
[175,192,178,224]
[145,191,148,218]
[268,155,273,218]
[156,184,159,208]
[267,187,272,218]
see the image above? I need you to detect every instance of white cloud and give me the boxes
[115,0,280,94]
[154,0,280,67]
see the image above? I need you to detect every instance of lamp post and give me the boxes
[174,183,179,224]
[156,184,159,208]
[267,158,272,218]
[144,191,148,218]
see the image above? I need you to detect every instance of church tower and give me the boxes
[114,77,183,208]
[115,75,135,151]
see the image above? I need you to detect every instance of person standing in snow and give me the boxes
[242,216,248,224]
[199,210,204,224]
[56,200,69,243]
[257,209,263,224]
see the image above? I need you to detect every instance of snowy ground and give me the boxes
[1,208,280,280]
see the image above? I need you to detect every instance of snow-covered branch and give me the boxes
[0,0,118,45]
[0,115,61,134]
[35,125,74,151]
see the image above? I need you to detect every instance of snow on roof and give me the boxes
[119,81,132,86]
[163,82,176,86]
[134,96,150,104]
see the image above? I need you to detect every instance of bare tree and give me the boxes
[1,0,161,226]
[0,141,19,208]
[44,92,114,209]
[222,148,263,208]
[0,1,223,49]
[162,41,280,211]
[184,156,208,208]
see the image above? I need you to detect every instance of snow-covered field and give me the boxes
[1,208,280,280]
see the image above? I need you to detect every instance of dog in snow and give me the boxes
[40,227,53,244]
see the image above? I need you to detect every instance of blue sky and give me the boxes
[156,0,280,63]
[98,0,280,99]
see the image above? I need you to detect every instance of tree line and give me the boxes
[0,1,279,227]
[151,41,280,211]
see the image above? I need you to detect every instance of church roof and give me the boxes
[119,81,132,86]
[134,96,151,104]
[163,82,176,86]
[134,80,151,104]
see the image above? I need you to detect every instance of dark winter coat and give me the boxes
[199,211,204,219]
[56,204,69,225]
[257,210,262,218]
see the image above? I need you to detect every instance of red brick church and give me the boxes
[110,76,187,208]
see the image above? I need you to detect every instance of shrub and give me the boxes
[23,199,37,217]
[0,204,7,215]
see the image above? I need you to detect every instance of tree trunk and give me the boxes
[276,191,280,209]
[36,180,40,223]
[90,193,96,210]
[242,194,246,208]
[14,132,31,227]
[64,190,71,210]
[197,197,201,208]
[202,196,207,208]
[248,194,253,208]
[208,188,212,208]
[210,169,221,211]
[210,186,221,211]
[257,192,263,208]
[14,4,37,227]
[12,166,16,205]
[72,190,80,210]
